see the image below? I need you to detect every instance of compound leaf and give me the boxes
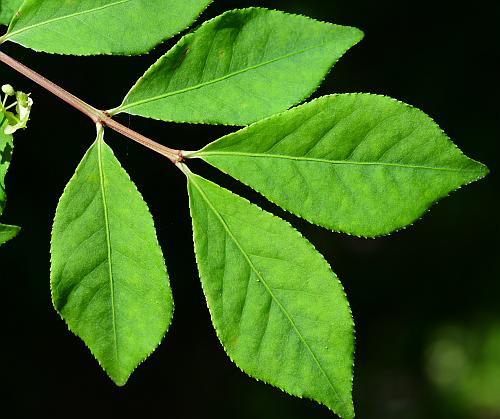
[50,131,173,385]
[191,94,489,237]
[1,0,212,55]
[113,8,363,125]
[186,168,354,418]
[0,0,22,26]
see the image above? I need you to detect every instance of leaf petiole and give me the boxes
[0,50,182,163]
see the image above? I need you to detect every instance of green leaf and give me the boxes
[0,115,20,242]
[0,223,20,245]
[0,86,31,242]
[185,167,354,418]
[0,115,14,213]
[1,0,213,55]
[190,94,489,237]
[50,130,173,385]
[0,0,22,26]
[112,8,363,125]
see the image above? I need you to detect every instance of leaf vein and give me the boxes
[5,0,132,40]
[97,137,119,361]
[191,177,348,411]
[119,41,336,112]
[199,151,481,173]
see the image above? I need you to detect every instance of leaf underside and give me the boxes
[2,0,213,55]
[0,0,22,26]
[187,171,354,418]
[0,115,20,245]
[194,93,489,237]
[116,7,363,125]
[50,133,173,385]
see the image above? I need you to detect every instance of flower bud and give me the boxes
[1,84,15,96]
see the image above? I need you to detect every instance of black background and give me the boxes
[1,1,498,418]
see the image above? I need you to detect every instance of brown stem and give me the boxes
[0,50,182,163]
[0,50,101,123]
[101,113,182,162]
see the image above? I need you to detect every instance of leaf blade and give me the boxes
[50,133,173,385]
[2,0,213,55]
[114,8,363,125]
[0,0,22,26]
[0,116,14,214]
[186,169,354,418]
[192,94,489,237]
[0,223,20,245]
[0,114,20,241]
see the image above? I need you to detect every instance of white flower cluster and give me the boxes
[1,84,33,135]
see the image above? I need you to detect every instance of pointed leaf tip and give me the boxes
[116,8,363,125]
[195,93,488,237]
[0,223,20,245]
[50,133,173,384]
[188,173,354,417]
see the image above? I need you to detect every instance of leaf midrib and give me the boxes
[190,176,349,412]
[97,138,119,360]
[5,0,132,40]
[117,42,335,113]
[197,150,482,173]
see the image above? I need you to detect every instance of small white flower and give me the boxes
[2,89,33,135]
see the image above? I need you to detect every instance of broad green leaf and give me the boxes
[51,131,173,385]
[189,94,489,237]
[112,8,363,125]
[0,223,20,245]
[0,0,22,26]
[185,167,354,418]
[0,0,213,55]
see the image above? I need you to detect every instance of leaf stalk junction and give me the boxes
[0,50,183,164]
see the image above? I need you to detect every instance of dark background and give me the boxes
[1,1,498,418]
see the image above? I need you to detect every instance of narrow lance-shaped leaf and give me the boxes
[188,94,489,237]
[0,114,20,245]
[0,0,213,55]
[112,8,363,125]
[51,130,173,385]
[184,166,354,418]
[0,0,22,26]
